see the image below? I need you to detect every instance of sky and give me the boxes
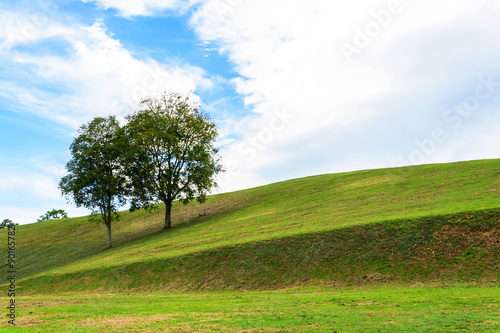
[1,0,500,224]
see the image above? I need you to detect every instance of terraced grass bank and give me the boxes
[21,209,500,293]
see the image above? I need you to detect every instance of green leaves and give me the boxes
[122,91,223,228]
[0,219,17,228]
[59,116,127,234]
[37,209,68,222]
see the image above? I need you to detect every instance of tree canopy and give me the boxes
[122,91,223,229]
[59,116,127,248]
[37,209,68,222]
[0,219,17,228]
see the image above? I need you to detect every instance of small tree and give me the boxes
[37,209,68,222]
[59,116,127,248]
[123,91,223,229]
[0,219,18,228]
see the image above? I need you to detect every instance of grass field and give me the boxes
[1,159,499,330]
[2,285,499,332]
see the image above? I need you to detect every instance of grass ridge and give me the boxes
[19,208,500,293]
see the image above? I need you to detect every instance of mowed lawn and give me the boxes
[3,285,499,332]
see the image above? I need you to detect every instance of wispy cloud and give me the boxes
[80,0,202,17]
[0,16,212,129]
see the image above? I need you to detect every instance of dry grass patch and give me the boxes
[78,313,175,328]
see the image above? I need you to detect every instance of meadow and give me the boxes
[2,285,499,332]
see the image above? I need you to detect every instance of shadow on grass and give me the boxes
[19,208,500,294]
[114,195,258,247]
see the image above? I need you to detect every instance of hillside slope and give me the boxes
[21,209,500,293]
[3,159,500,291]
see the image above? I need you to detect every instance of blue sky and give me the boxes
[1,0,500,224]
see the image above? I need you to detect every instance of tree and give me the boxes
[123,91,223,229]
[37,209,68,222]
[59,116,127,248]
[0,219,18,228]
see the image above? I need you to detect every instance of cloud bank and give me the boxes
[189,0,500,190]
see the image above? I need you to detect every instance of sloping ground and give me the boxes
[19,209,500,293]
[7,209,165,280]
[2,159,499,287]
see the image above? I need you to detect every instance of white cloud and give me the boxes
[0,156,105,224]
[0,168,61,201]
[189,0,500,191]
[0,206,44,225]
[80,0,202,17]
[0,17,211,128]
[0,11,73,52]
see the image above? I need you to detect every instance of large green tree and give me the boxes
[123,91,223,229]
[59,116,127,248]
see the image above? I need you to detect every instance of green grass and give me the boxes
[5,159,499,284]
[3,285,499,332]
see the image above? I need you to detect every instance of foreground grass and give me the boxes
[8,159,500,283]
[3,285,499,332]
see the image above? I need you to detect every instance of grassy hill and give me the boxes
[4,159,500,293]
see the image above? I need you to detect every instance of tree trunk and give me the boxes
[106,222,112,248]
[106,191,113,248]
[164,200,172,229]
